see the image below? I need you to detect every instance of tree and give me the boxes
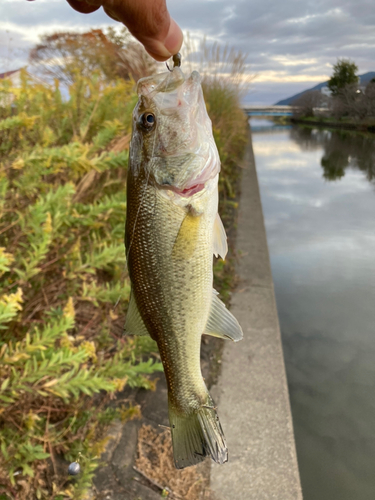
[321,151,347,181]
[364,80,375,118]
[329,83,364,119]
[293,90,326,118]
[29,27,156,85]
[327,59,359,96]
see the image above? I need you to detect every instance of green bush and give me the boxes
[0,71,161,500]
[203,79,248,199]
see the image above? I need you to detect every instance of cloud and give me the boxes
[1,0,374,103]
[254,71,329,83]
[0,1,113,45]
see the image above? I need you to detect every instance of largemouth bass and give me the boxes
[125,67,243,469]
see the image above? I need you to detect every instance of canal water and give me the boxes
[250,118,375,500]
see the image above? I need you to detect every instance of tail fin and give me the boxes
[168,401,228,469]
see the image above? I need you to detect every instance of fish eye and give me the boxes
[139,112,156,131]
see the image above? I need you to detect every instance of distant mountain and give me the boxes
[275,72,375,105]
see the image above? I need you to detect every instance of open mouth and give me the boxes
[177,183,206,197]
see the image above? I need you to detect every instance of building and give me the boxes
[0,68,23,86]
[321,86,331,97]
[0,68,46,108]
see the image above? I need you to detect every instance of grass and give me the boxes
[0,70,162,500]
[292,117,375,135]
[204,81,248,303]
[292,115,375,132]
[135,425,210,500]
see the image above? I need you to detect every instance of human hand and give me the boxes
[27,0,183,62]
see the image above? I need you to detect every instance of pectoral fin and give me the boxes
[124,290,150,336]
[204,290,243,342]
[172,211,200,260]
[213,213,228,260]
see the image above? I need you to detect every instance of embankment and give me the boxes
[291,116,375,133]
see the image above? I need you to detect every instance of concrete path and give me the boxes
[210,133,303,499]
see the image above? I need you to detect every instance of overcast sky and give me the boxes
[1,0,374,104]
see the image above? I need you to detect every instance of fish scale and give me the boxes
[127,172,213,409]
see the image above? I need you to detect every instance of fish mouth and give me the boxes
[154,147,219,198]
[158,182,206,198]
[175,183,206,197]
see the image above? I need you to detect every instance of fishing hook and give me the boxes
[166,52,181,72]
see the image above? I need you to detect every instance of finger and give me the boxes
[142,18,183,62]
[101,0,183,61]
[63,0,183,61]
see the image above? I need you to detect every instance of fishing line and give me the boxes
[126,66,174,262]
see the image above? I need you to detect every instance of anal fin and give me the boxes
[204,289,243,342]
[124,290,150,336]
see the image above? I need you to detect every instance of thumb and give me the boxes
[66,0,183,61]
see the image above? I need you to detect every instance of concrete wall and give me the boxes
[210,133,303,500]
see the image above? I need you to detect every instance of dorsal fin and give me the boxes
[124,290,150,336]
[204,290,243,342]
[213,213,228,260]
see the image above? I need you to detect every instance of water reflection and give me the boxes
[250,118,375,500]
[248,117,292,134]
[290,127,375,183]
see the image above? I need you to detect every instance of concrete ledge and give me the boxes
[210,133,303,499]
